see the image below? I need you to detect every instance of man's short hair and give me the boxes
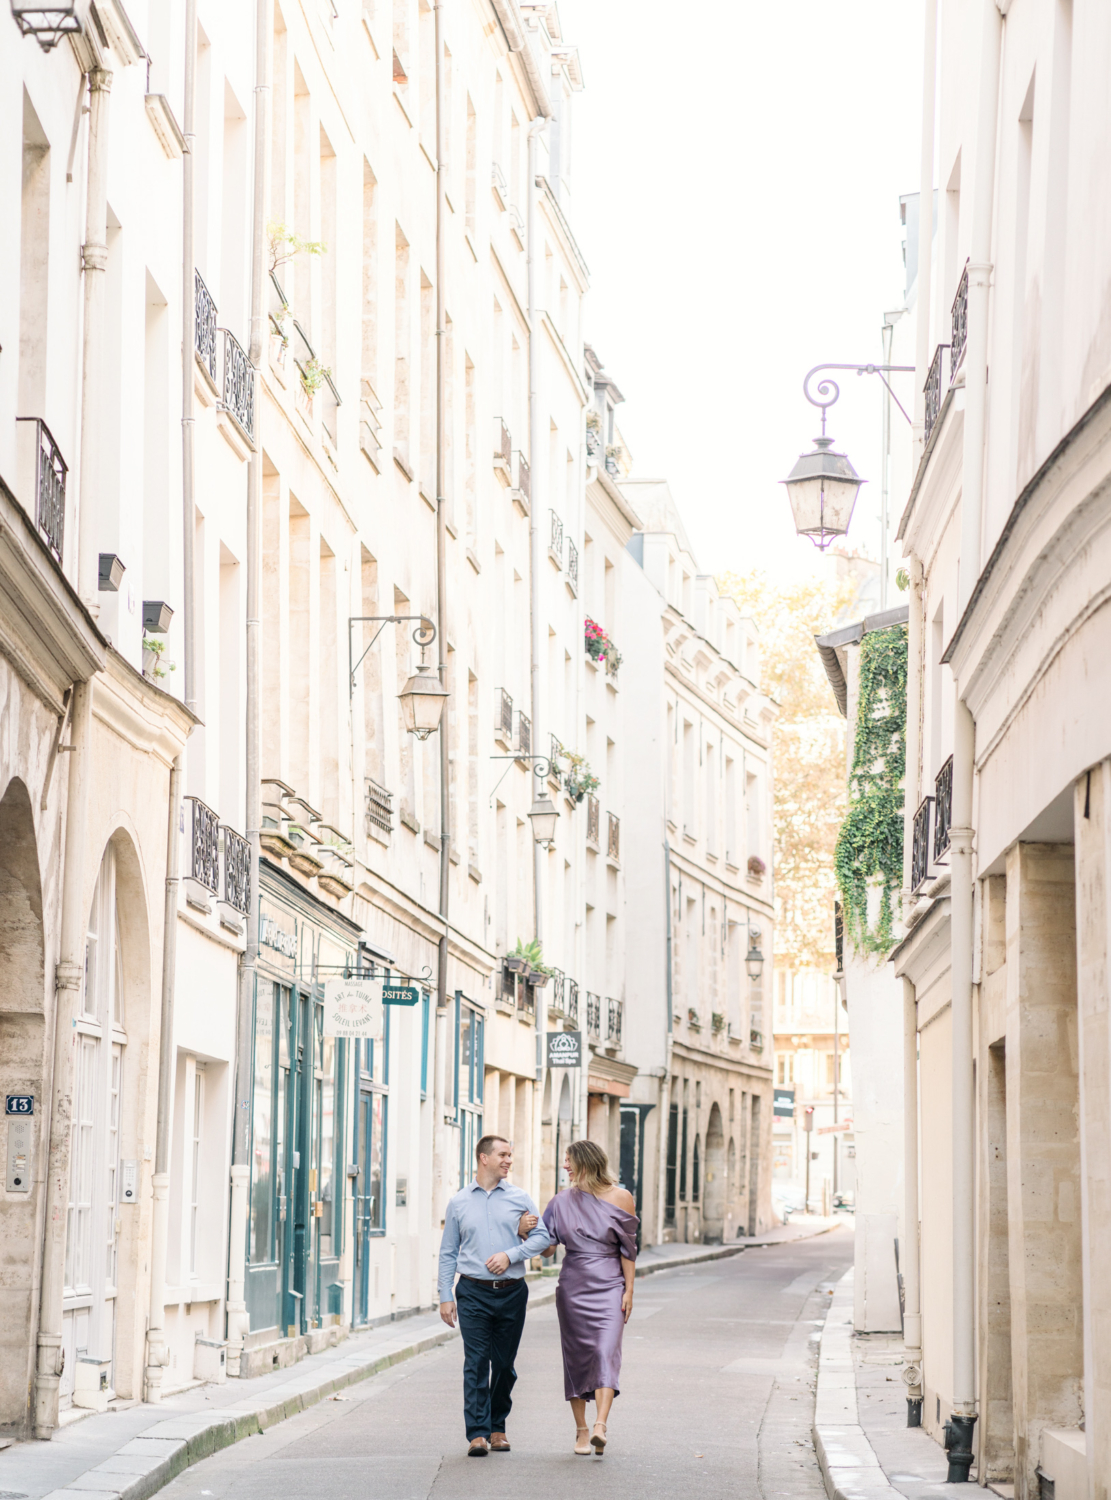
[476,1134,509,1162]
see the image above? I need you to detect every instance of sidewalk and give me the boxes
[0,1215,838,1500]
[812,1267,951,1500]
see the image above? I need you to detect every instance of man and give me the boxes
[438,1135,551,1456]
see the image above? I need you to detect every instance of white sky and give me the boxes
[557,0,924,583]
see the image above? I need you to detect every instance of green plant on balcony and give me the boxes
[508,937,554,981]
[142,635,176,681]
[712,1012,726,1033]
[299,356,331,399]
[584,617,622,673]
[267,220,327,275]
[561,750,599,805]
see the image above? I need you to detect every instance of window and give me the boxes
[189,1069,204,1275]
[825,1052,837,1090]
[665,1100,678,1224]
[250,984,275,1262]
[359,1008,390,1235]
[456,995,485,1185]
[318,1019,336,1256]
[679,1103,689,1201]
[777,1053,795,1086]
[692,1135,701,1203]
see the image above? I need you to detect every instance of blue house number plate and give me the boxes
[6,1095,33,1115]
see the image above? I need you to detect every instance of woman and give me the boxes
[541,1140,638,1456]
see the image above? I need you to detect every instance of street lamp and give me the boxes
[782,362,913,554]
[398,661,449,740]
[10,1,82,49]
[745,929,764,983]
[348,615,447,738]
[527,793,560,849]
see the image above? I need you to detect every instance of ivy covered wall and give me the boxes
[834,624,907,956]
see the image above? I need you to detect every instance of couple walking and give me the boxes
[438,1134,638,1457]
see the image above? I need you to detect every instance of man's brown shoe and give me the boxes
[468,1438,489,1457]
[489,1434,510,1452]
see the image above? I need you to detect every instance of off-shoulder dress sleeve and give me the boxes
[615,1210,639,1261]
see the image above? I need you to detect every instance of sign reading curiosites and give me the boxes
[547,1031,582,1069]
[323,978,384,1039]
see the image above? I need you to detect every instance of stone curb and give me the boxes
[34,1221,839,1500]
[812,1267,901,1500]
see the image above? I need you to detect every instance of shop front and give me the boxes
[244,865,362,1353]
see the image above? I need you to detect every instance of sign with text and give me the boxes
[773,1088,795,1118]
[547,1031,582,1068]
[816,1118,853,1136]
[323,978,383,1039]
[383,984,420,1007]
[5,1095,33,1115]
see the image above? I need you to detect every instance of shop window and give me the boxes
[665,1101,678,1225]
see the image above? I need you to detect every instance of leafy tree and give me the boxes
[717,569,854,973]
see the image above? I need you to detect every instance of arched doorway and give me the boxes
[61,843,128,1408]
[0,777,45,1432]
[703,1104,726,1242]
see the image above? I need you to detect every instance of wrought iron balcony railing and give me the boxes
[495,418,511,469]
[911,796,932,892]
[924,344,949,446]
[365,778,393,836]
[607,812,620,861]
[223,825,251,916]
[221,329,255,441]
[586,794,600,846]
[16,417,66,562]
[586,992,601,1040]
[517,980,535,1016]
[550,969,565,1013]
[934,754,953,862]
[951,263,969,379]
[514,451,530,504]
[606,997,623,1047]
[195,269,217,381]
[566,538,579,594]
[549,733,563,787]
[549,508,563,564]
[495,686,513,740]
[516,710,531,759]
[566,979,579,1025]
[187,796,220,892]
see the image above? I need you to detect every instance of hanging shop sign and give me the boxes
[547,1031,582,1068]
[382,983,420,1006]
[323,977,383,1039]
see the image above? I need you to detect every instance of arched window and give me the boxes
[692,1134,701,1203]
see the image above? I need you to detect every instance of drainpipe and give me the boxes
[958,0,1004,612]
[227,0,272,1376]
[901,557,925,907]
[431,0,451,1279]
[33,682,92,1438]
[526,113,545,1206]
[145,754,183,1400]
[76,68,112,608]
[902,976,923,1425]
[946,698,977,1479]
[911,0,937,457]
[182,0,198,720]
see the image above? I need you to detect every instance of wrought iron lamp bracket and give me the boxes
[803,362,916,433]
[487,754,555,806]
[348,614,436,697]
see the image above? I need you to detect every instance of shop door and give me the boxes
[282,991,310,1337]
[354,1088,374,1325]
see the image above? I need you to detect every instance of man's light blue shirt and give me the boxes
[438,1179,551,1302]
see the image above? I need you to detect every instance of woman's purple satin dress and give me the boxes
[542,1189,639,1400]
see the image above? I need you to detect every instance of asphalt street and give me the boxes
[162,1225,853,1500]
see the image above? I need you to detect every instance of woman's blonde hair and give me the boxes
[567,1138,616,1194]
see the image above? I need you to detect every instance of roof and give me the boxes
[814,604,909,717]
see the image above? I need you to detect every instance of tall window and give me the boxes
[359,1011,390,1234]
[250,984,275,1263]
[665,1100,678,1225]
[456,995,485,1185]
[189,1069,204,1275]
[692,1135,701,1204]
[679,1101,689,1202]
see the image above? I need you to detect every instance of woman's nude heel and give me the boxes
[591,1421,607,1454]
[575,1425,592,1455]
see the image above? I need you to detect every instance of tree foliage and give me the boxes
[833,625,907,955]
[717,569,854,973]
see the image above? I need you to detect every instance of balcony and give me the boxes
[195,269,217,382]
[549,969,566,1015]
[586,793,600,847]
[605,997,623,1048]
[494,417,511,474]
[923,344,950,447]
[911,796,932,892]
[549,508,563,567]
[606,811,620,862]
[950,262,969,379]
[934,754,953,861]
[495,687,513,744]
[221,328,255,441]
[510,450,530,512]
[515,710,531,760]
[566,538,578,595]
[517,978,535,1017]
[365,778,393,838]
[222,825,251,916]
[566,979,579,1025]
[16,417,66,562]
[186,795,220,893]
[586,992,602,1041]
